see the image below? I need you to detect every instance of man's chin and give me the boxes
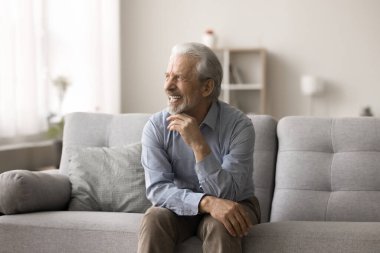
[167,105,185,115]
[167,107,181,115]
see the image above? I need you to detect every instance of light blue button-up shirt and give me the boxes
[141,100,255,216]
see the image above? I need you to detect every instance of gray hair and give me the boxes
[170,42,223,101]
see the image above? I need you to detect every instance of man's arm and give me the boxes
[166,113,255,200]
[167,113,255,237]
[142,119,205,216]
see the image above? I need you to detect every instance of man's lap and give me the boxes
[141,196,260,243]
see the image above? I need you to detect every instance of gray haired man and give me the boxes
[138,42,260,253]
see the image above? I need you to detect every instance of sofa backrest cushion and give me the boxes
[248,115,278,223]
[60,112,151,176]
[60,112,278,220]
[271,116,380,222]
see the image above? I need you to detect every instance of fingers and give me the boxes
[224,219,238,237]
[166,114,199,136]
[239,205,253,228]
[166,118,181,131]
[234,207,252,236]
[209,198,254,238]
[167,113,192,123]
[223,216,246,237]
[166,114,189,131]
[225,205,253,237]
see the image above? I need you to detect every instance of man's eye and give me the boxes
[165,74,185,82]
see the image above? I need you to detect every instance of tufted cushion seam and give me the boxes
[250,234,380,242]
[3,223,137,234]
[278,150,380,153]
[106,118,113,148]
[325,120,334,220]
[254,148,278,152]
[275,188,380,192]
[324,192,332,220]
[331,119,335,154]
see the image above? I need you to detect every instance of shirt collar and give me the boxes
[200,101,219,130]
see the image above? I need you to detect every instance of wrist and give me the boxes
[199,195,216,214]
[192,141,211,162]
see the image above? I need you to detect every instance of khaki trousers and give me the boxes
[137,197,260,253]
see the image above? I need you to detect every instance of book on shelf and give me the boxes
[229,64,243,84]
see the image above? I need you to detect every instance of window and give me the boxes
[0,0,120,140]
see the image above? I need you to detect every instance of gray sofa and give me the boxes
[1,112,380,252]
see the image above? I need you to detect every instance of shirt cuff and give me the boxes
[183,192,205,215]
[195,153,221,181]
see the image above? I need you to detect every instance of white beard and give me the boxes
[167,102,187,115]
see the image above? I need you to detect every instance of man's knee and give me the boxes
[140,207,177,232]
[144,206,176,220]
[199,216,242,253]
[138,207,178,253]
[200,215,231,238]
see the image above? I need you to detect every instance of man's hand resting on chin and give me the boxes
[167,113,211,162]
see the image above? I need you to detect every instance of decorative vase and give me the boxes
[202,29,217,48]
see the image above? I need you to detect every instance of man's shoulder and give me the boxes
[142,109,171,144]
[218,101,253,127]
[143,109,170,132]
[149,109,170,124]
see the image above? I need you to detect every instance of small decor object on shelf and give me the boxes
[360,106,374,117]
[230,64,243,84]
[202,29,217,48]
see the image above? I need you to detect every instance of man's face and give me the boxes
[164,55,204,115]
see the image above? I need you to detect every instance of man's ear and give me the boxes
[202,79,215,97]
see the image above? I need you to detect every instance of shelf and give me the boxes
[214,47,267,114]
[222,84,263,90]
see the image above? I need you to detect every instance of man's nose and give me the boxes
[165,76,177,91]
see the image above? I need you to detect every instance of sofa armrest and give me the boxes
[0,170,71,214]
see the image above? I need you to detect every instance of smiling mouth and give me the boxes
[169,95,182,102]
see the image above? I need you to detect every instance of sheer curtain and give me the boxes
[0,0,120,139]
[0,0,48,138]
[47,0,120,116]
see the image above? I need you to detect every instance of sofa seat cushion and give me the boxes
[0,211,204,253]
[248,221,380,253]
[0,211,143,253]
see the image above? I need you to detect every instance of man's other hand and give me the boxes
[199,195,253,237]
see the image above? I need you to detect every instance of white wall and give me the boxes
[121,0,380,119]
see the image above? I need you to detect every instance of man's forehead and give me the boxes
[167,54,198,72]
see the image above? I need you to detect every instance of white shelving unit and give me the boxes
[214,48,267,114]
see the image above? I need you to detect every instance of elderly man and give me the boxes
[138,42,260,253]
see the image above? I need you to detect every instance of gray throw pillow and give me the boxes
[67,143,151,213]
[0,170,71,215]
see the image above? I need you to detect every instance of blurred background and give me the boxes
[1,0,380,170]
